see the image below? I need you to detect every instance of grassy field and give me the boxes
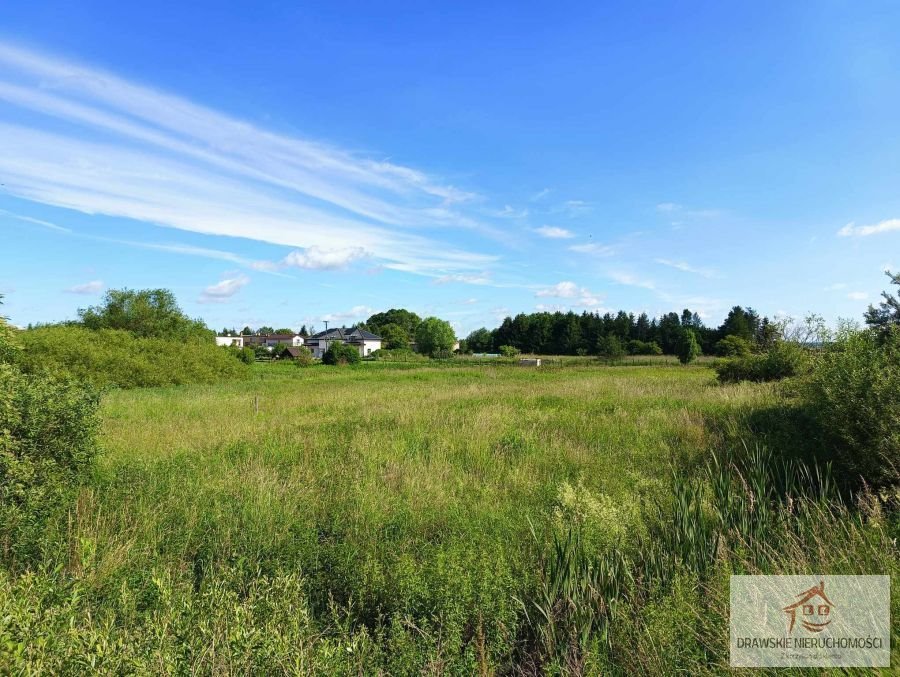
[2,361,896,674]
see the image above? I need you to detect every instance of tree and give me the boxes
[715,335,752,358]
[718,306,753,343]
[466,328,493,353]
[298,325,309,337]
[256,326,275,335]
[676,328,701,364]
[322,341,360,365]
[415,317,455,356]
[379,323,409,350]
[365,309,422,338]
[597,334,625,361]
[241,326,254,336]
[78,288,210,340]
[865,270,900,332]
[274,328,294,335]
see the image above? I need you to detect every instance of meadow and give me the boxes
[2,361,897,674]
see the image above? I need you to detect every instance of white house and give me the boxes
[216,335,244,347]
[305,327,382,358]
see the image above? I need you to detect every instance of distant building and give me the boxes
[305,326,382,358]
[216,335,244,348]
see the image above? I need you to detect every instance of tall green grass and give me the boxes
[1,362,896,673]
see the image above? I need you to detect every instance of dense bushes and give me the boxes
[715,334,752,358]
[715,340,807,383]
[371,348,428,362]
[626,339,662,355]
[797,327,899,489]
[322,341,361,365]
[19,326,248,389]
[0,365,100,568]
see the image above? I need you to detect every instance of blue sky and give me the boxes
[1,1,898,335]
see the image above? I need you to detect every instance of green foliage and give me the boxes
[78,288,210,340]
[414,317,455,356]
[626,339,662,355]
[715,334,752,358]
[273,328,294,335]
[498,345,520,358]
[365,308,422,338]
[227,345,255,365]
[675,329,701,364]
[597,334,625,360]
[0,364,99,568]
[465,328,493,353]
[19,326,248,389]
[371,348,428,362]
[293,346,314,367]
[796,327,900,489]
[378,323,409,350]
[0,295,21,365]
[864,269,900,332]
[322,341,361,365]
[715,341,807,383]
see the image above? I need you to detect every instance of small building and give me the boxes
[216,335,244,348]
[240,333,306,348]
[305,326,382,358]
[277,346,312,360]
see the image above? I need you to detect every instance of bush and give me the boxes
[414,317,456,356]
[226,345,255,365]
[626,340,662,356]
[19,326,249,389]
[0,364,100,568]
[675,329,701,364]
[715,341,807,383]
[371,348,429,362]
[322,342,361,365]
[597,335,625,360]
[797,327,899,489]
[715,335,752,358]
[498,345,520,358]
[293,346,315,367]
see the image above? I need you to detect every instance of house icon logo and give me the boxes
[783,580,834,633]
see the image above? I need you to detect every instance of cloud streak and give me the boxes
[199,275,250,304]
[66,280,103,294]
[838,219,900,237]
[654,258,717,278]
[0,42,499,277]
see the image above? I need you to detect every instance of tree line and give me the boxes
[464,305,780,357]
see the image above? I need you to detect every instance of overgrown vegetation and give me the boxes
[19,326,247,388]
[322,340,361,365]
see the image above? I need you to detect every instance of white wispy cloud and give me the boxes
[0,208,71,233]
[321,305,373,322]
[847,291,868,301]
[282,246,369,270]
[198,274,250,304]
[608,271,656,291]
[530,188,551,202]
[656,202,681,212]
[838,219,900,237]
[433,272,493,285]
[532,225,575,239]
[491,205,529,219]
[568,242,616,256]
[823,282,847,291]
[66,280,103,294]
[535,281,603,308]
[654,258,717,278]
[0,42,499,277]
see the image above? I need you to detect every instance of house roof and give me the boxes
[308,326,381,341]
[279,346,303,357]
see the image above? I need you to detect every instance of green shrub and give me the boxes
[371,348,428,362]
[626,339,662,356]
[715,334,752,358]
[293,346,315,367]
[715,341,807,383]
[498,345,520,358]
[675,329,701,364]
[597,335,625,360]
[0,364,100,568]
[19,326,248,389]
[322,342,361,365]
[796,327,899,489]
